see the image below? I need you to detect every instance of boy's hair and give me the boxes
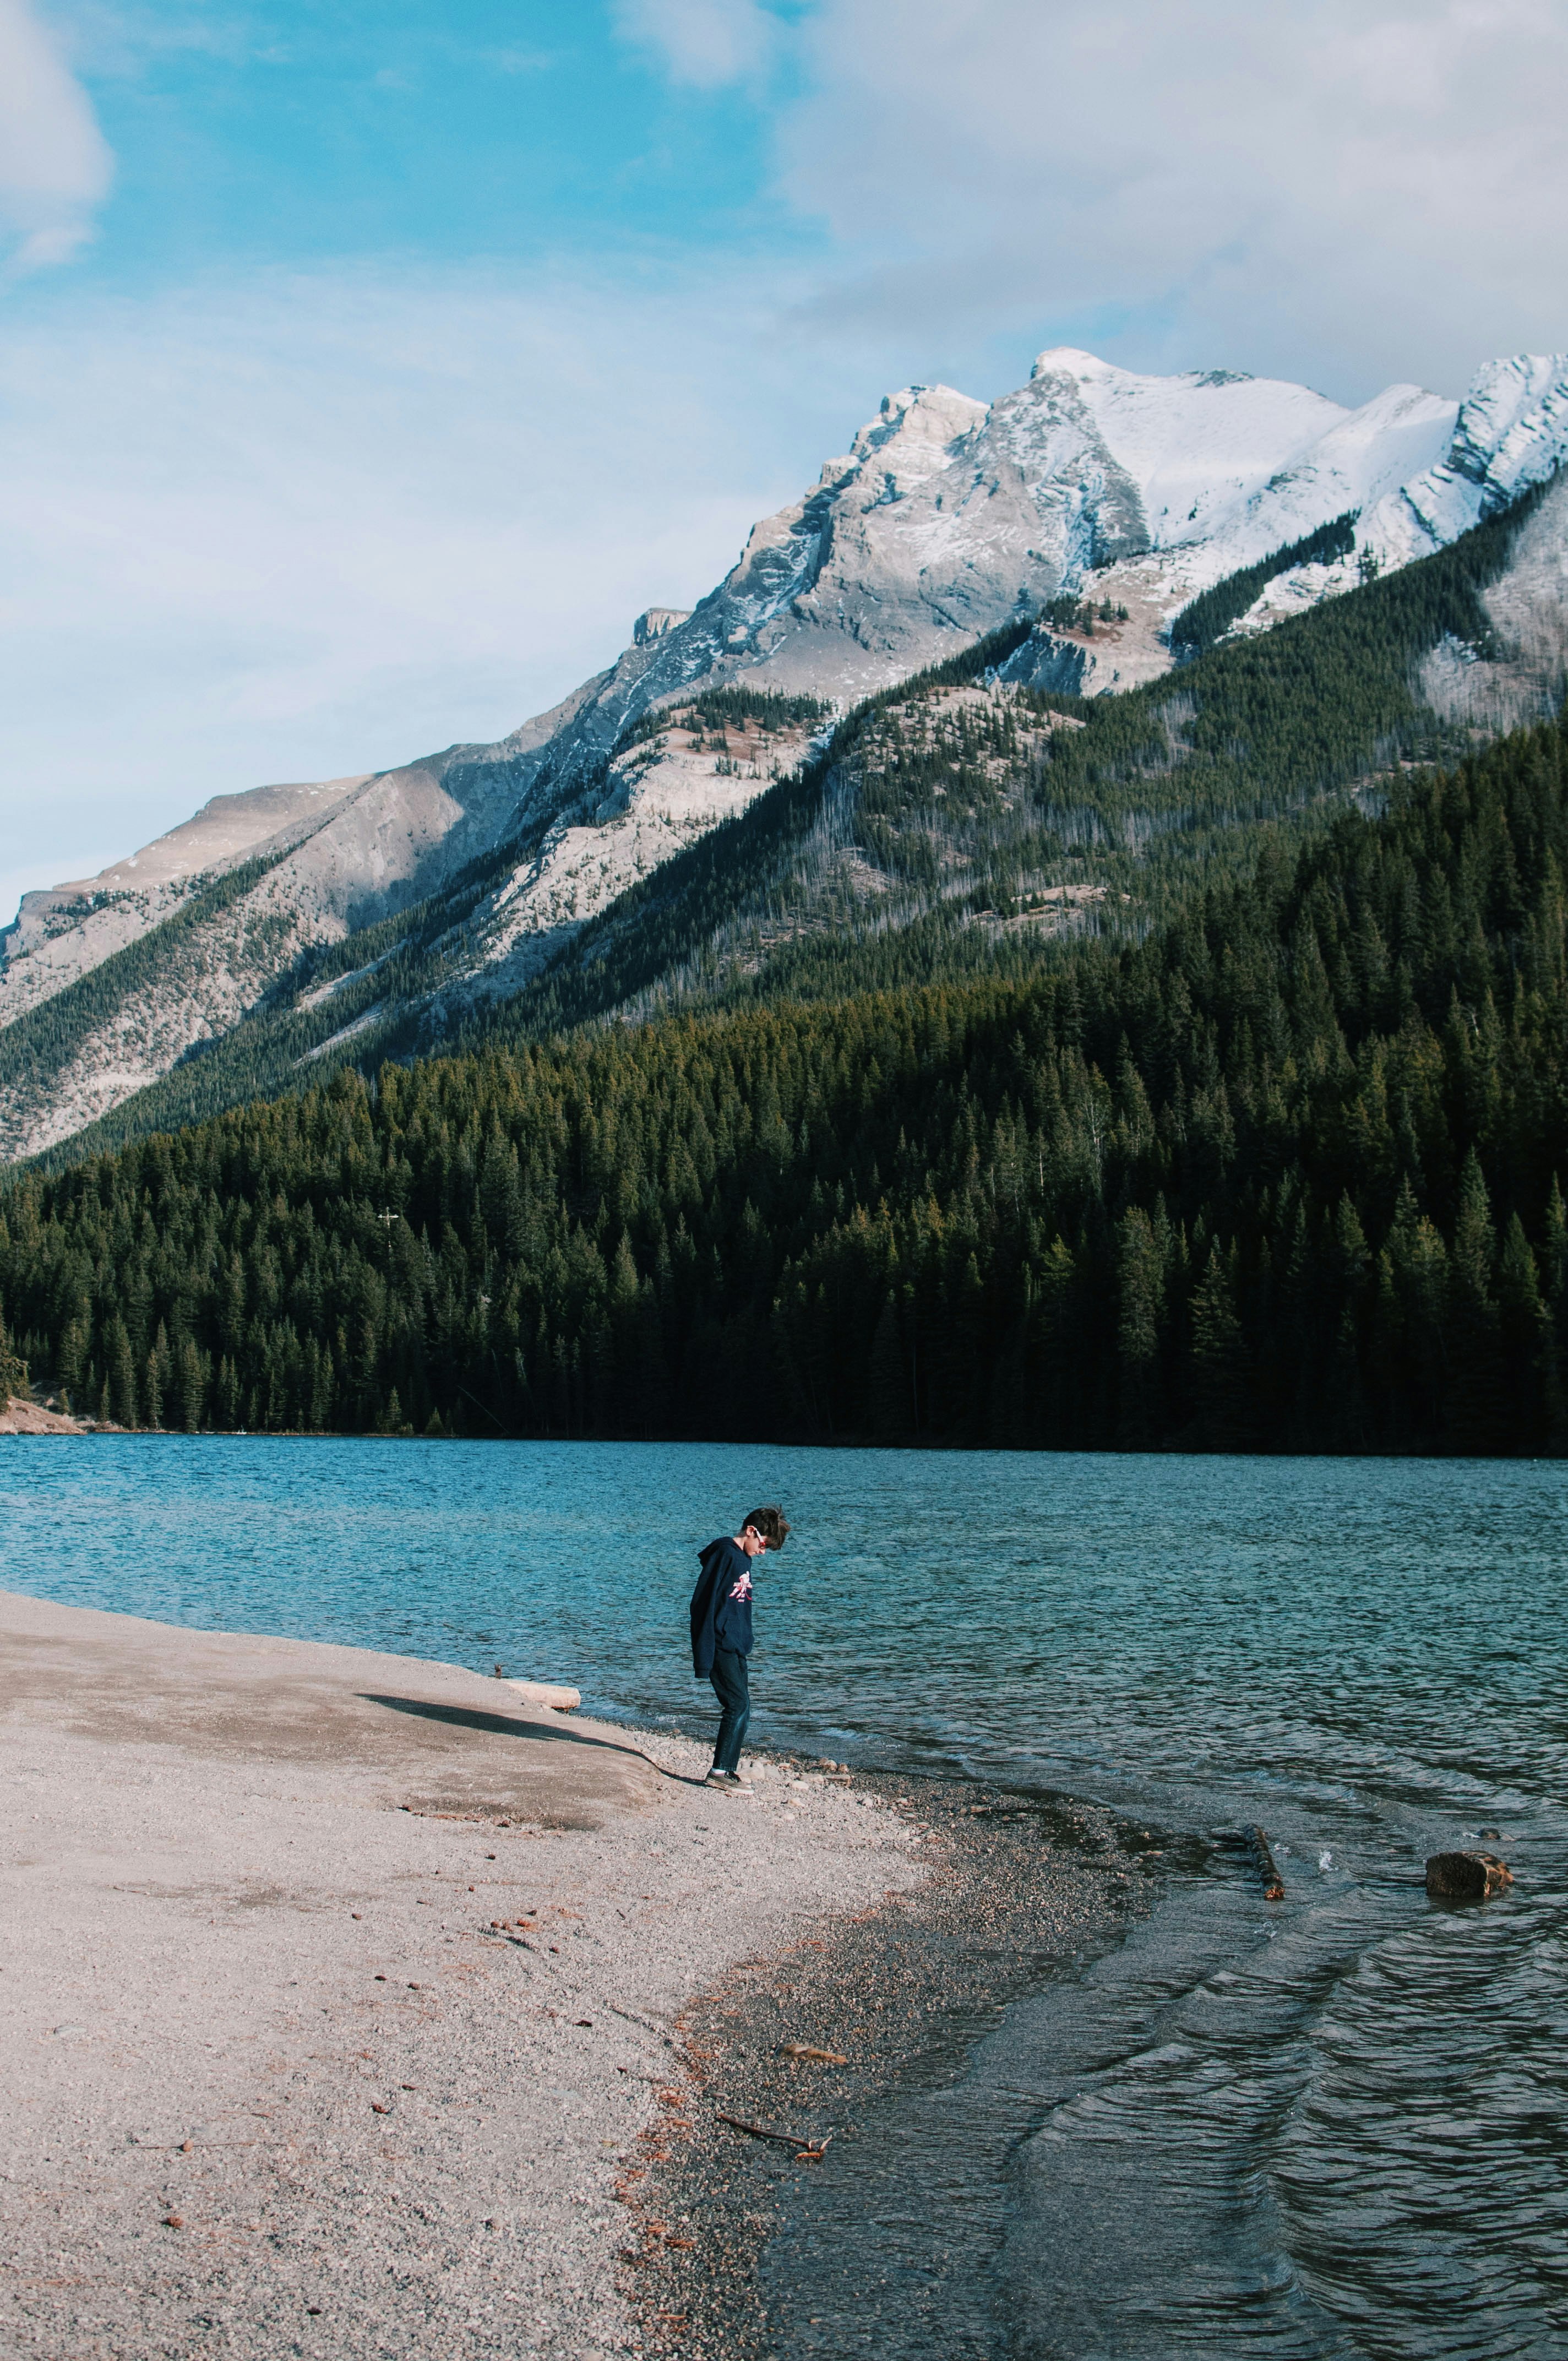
[742,1505,790,1551]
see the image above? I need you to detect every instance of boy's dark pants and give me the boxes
[709,1646,750,1772]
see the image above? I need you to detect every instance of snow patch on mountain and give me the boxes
[461,703,820,1000]
[6,342,1568,1164]
[1364,355,1568,567]
[0,775,370,1031]
[1417,471,1568,736]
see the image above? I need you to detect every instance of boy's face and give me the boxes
[738,1525,770,1557]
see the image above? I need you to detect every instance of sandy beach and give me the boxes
[0,1588,928,2359]
[0,1399,100,1434]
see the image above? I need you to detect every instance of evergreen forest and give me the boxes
[4,702,1568,1456]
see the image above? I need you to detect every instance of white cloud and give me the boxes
[772,0,1568,398]
[7,0,1563,926]
[0,262,873,922]
[611,0,778,88]
[0,0,112,271]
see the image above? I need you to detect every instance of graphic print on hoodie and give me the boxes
[690,1537,754,1675]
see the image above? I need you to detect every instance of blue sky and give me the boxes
[62,5,810,287]
[1,0,1564,921]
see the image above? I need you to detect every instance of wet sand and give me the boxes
[0,1591,928,2359]
[624,1786,1149,2360]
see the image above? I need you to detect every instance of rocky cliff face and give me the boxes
[5,345,1568,1165]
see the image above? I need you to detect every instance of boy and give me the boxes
[689,1506,790,1791]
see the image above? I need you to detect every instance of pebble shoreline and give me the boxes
[625,1781,1148,2359]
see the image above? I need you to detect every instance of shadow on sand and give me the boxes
[359,1691,708,1783]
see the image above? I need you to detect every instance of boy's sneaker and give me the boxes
[705,1769,753,1791]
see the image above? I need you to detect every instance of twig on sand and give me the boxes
[714,2110,832,2158]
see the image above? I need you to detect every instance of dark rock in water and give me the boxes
[1425,1850,1513,1900]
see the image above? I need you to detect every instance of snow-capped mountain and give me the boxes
[4,344,1567,1163]
[607,347,1562,703]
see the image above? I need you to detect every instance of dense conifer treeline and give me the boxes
[4,705,1568,1454]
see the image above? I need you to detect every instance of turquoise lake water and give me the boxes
[6,1437,1566,2357]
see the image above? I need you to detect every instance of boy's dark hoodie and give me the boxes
[690,1537,754,1677]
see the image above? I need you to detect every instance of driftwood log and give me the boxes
[1249,1825,1285,1901]
[1425,1851,1512,1901]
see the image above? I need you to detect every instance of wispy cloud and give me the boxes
[6,0,1561,924]
[0,259,873,920]
[0,0,113,271]
[478,46,555,75]
[774,0,1568,396]
[610,0,779,89]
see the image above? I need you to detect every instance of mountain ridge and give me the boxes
[17,471,1566,1181]
[5,341,1568,1165]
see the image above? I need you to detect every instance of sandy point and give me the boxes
[0,1588,923,2359]
[0,1396,105,1435]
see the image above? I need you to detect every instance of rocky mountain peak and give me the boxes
[849,383,988,463]
[1030,345,1125,382]
[1448,353,1568,498]
[633,608,691,646]
[8,339,1568,1168]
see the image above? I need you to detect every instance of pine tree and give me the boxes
[176,1336,207,1433]
[1542,1176,1568,1452]
[1331,1193,1371,1450]
[867,1294,908,1438]
[1116,1207,1164,1445]
[1497,1212,1548,1455]
[0,1307,25,1406]
[1190,1242,1256,1449]
[106,1318,138,1430]
[1446,1150,1507,1453]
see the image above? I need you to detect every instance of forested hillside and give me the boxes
[404,472,1566,1041]
[4,701,1567,1455]
[21,480,1554,1173]
[1168,509,1360,657]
